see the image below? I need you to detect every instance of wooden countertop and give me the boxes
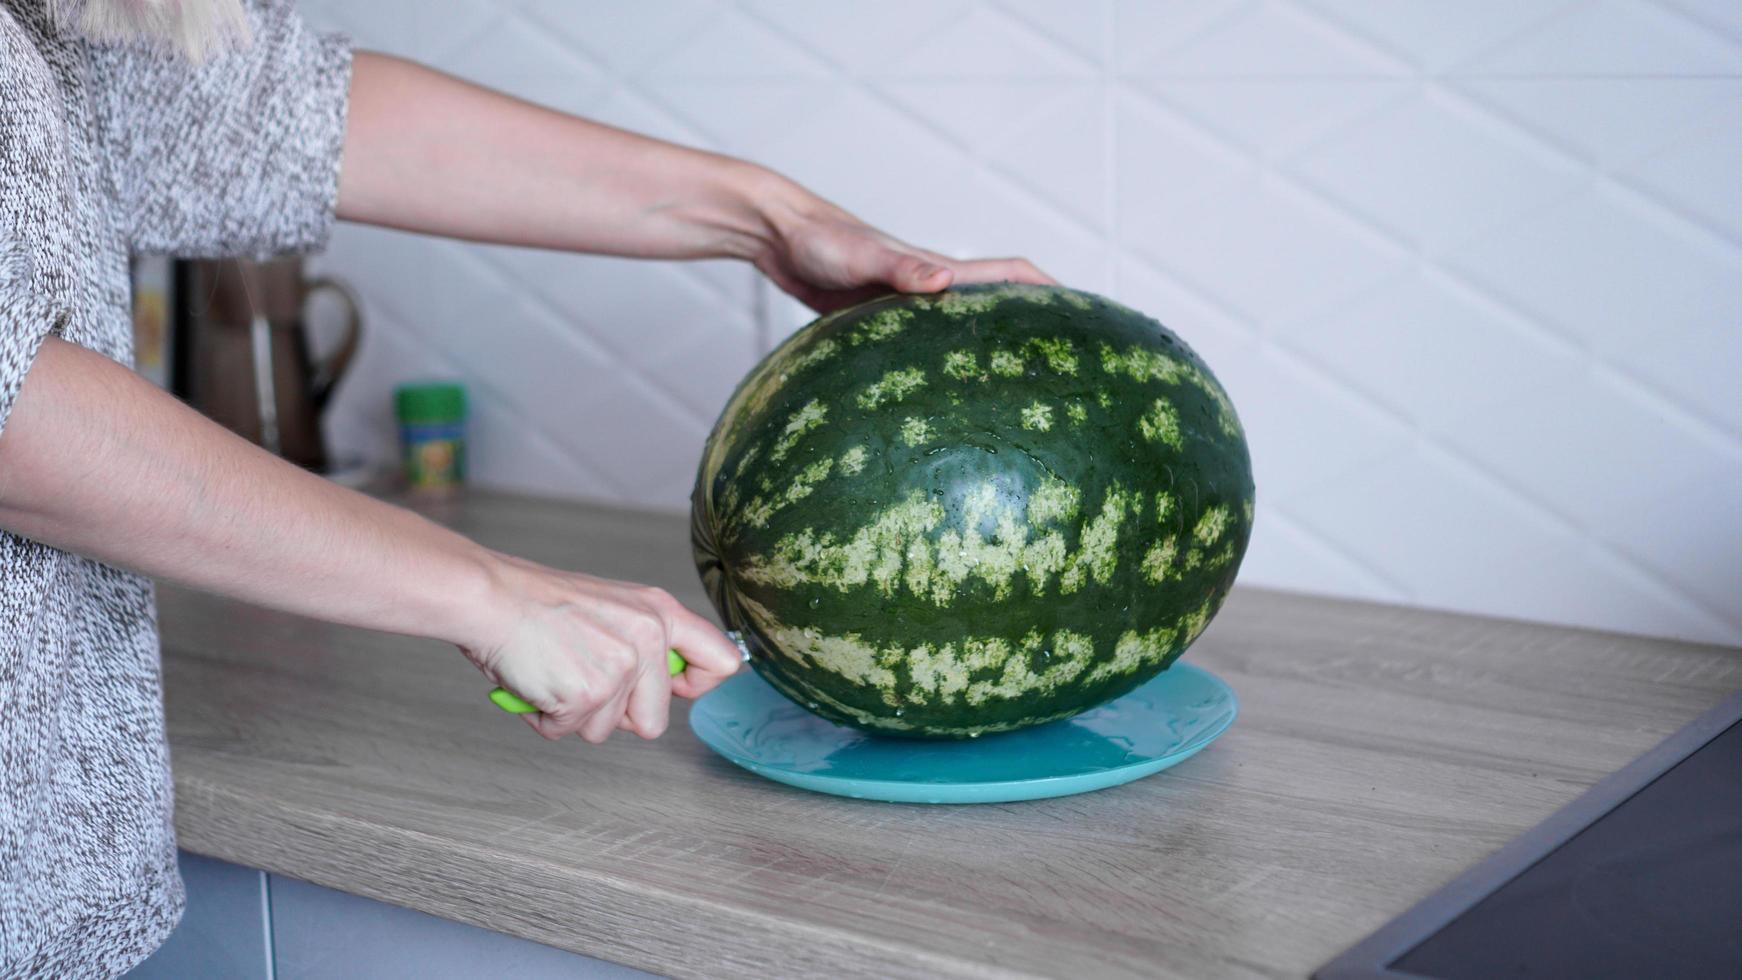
[159,490,1742,979]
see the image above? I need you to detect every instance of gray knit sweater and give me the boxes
[0,3,349,975]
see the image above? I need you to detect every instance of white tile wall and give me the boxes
[299,0,1742,647]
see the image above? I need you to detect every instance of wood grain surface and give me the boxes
[158,490,1742,979]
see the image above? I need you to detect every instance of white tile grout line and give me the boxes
[503,1,849,369]
[1091,16,1742,633]
[988,0,1110,69]
[1260,505,1414,601]
[1344,380,1735,633]
[465,244,754,424]
[409,2,517,68]
[730,0,1115,243]
[516,0,734,88]
[483,5,767,313]
[1105,0,1119,296]
[442,242,718,430]
[1300,0,1587,78]
[1257,308,1742,634]
[1414,441,1738,637]
[1652,0,1742,49]
[1286,2,1742,447]
[1120,0,1267,75]
[345,283,641,499]
[1095,17,1742,634]
[375,2,762,324]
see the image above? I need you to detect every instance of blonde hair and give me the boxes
[53,0,251,62]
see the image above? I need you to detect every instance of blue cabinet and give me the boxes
[129,852,656,979]
[268,873,655,980]
[128,853,271,980]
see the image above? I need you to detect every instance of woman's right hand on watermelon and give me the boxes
[460,553,743,743]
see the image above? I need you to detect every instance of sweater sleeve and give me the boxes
[0,238,59,443]
[0,14,65,444]
[87,0,352,259]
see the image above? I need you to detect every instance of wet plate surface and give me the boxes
[689,663,1237,804]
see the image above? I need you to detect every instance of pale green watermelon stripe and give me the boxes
[734,457,835,532]
[941,333,1082,385]
[913,281,1093,315]
[846,307,913,345]
[736,593,1165,720]
[1021,402,1054,431]
[738,482,1165,603]
[1138,398,1183,450]
[1143,505,1236,584]
[1098,341,1243,439]
[727,436,902,538]
[767,398,827,463]
[1193,505,1231,546]
[857,367,927,410]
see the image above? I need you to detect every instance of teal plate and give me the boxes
[689,663,1237,804]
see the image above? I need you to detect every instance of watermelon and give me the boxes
[691,283,1253,738]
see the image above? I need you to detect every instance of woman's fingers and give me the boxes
[883,249,954,293]
[948,256,1058,286]
[621,656,673,739]
[524,708,572,742]
[874,245,1057,294]
[667,610,742,700]
[577,677,635,743]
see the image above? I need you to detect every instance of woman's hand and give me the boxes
[460,554,743,743]
[751,180,1059,313]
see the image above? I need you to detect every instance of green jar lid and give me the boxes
[395,382,468,424]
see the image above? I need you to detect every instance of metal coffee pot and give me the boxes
[178,257,361,473]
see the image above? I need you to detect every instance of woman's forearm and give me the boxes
[336,52,798,261]
[0,338,496,649]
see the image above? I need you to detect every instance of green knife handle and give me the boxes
[489,649,687,714]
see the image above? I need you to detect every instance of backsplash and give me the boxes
[300,0,1742,646]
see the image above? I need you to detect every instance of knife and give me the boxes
[488,630,751,714]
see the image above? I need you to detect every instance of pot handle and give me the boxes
[302,276,363,412]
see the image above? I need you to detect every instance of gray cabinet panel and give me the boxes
[127,853,269,980]
[268,874,658,980]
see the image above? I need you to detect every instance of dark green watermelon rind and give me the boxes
[691,283,1253,738]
